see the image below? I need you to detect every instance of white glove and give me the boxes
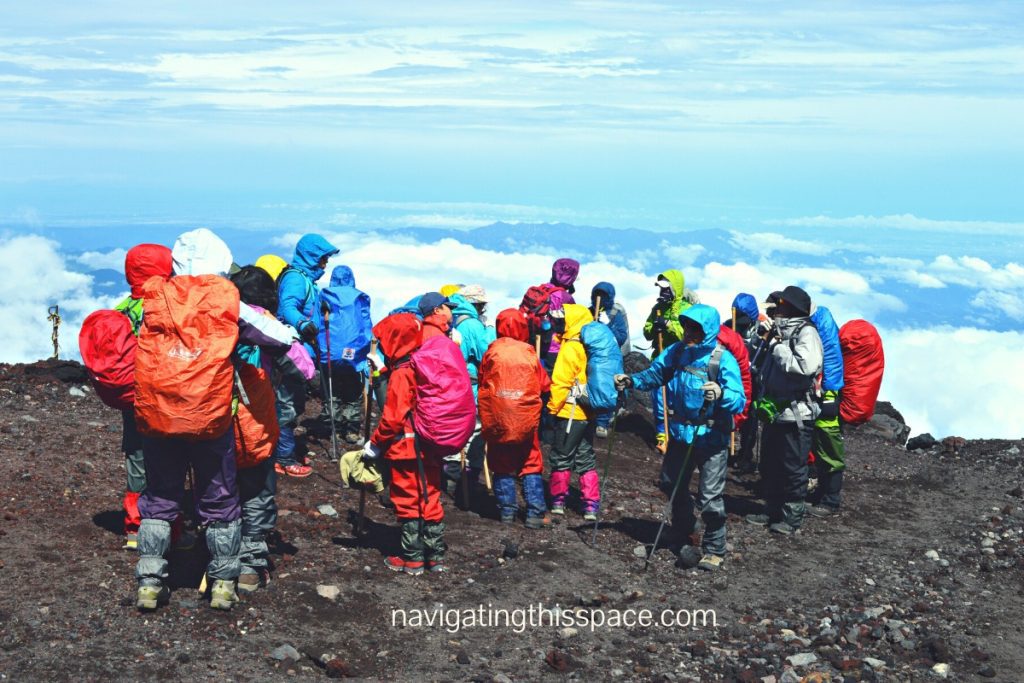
[757,319,776,340]
[614,374,633,391]
[366,351,384,372]
[568,383,584,402]
[361,441,381,461]
[598,311,610,324]
[701,381,722,402]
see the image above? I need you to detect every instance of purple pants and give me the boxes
[139,428,241,525]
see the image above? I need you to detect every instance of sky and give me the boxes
[0,3,1022,438]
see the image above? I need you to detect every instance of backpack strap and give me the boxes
[454,314,471,328]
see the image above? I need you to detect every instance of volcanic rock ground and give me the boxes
[1,360,1022,682]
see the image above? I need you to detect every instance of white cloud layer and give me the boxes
[769,213,1024,236]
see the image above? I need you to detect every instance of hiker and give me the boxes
[547,303,601,521]
[479,309,552,528]
[615,304,745,571]
[363,312,474,575]
[316,265,373,446]
[228,265,314,593]
[417,292,455,341]
[717,315,753,470]
[273,233,339,477]
[746,285,823,535]
[726,293,761,471]
[519,258,580,370]
[590,282,629,438]
[134,229,300,611]
[807,302,845,518]
[643,270,692,451]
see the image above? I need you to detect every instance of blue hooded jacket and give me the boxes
[732,293,759,325]
[632,304,745,448]
[278,234,339,332]
[591,281,629,351]
[810,305,845,392]
[449,293,496,399]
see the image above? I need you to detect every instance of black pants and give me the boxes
[760,421,813,526]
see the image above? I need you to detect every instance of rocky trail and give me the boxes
[1,360,1022,681]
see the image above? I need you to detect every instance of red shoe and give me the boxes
[384,556,424,576]
[275,463,312,478]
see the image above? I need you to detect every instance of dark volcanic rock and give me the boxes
[906,433,938,451]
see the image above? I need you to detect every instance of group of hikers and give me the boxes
[79,229,884,612]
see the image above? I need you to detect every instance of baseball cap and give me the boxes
[417,292,453,316]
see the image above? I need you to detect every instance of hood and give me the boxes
[372,313,423,362]
[548,288,575,313]
[255,254,288,282]
[680,304,721,352]
[330,265,355,288]
[562,303,594,339]
[439,284,463,297]
[591,281,616,309]
[658,269,685,301]
[171,228,233,276]
[124,244,173,297]
[448,293,479,321]
[731,293,759,323]
[291,234,339,280]
[550,258,580,290]
[496,308,529,342]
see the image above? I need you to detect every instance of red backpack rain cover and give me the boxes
[79,310,137,410]
[233,362,279,469]
[478,337,543,444]
[839,319,885,425]
[410,334,476,455]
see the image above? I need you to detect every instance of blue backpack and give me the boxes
[315,286,373,371]
[388,294,423,319]
[809,306,845,392]
[580,322,623,411]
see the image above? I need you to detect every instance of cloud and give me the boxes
[729,231,831,257]
[75,247,127,271]
[767,214,1024,236]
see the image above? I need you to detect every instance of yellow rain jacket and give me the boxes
[547,304,595,421]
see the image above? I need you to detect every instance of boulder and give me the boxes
[906,433,938,451]
[863,414,910,445]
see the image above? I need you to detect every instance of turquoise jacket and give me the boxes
[449,293,496,400]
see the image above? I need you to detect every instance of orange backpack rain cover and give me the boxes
[134,275,240,440]
[478,337,543,444]
[234,362,279,468]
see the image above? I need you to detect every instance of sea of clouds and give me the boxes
[2,229,1021,440]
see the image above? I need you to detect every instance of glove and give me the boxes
[757,319,777,340]
[361,440,381,461]
[300,321,319,344]
[614,374,633,391]
[649,317,668,334]
[568,383,584,402]
[701,381,722,402]
[365,351,384,372]
[598,311,610,325]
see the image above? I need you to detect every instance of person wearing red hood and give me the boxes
[362,313,447,575]
[479,309,552,529]
[114,244,185,551]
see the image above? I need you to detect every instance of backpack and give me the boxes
[409,334,476,455]
[78,309,138,410]
[838,320,885,425]
[314,285,373,371]
[478,338,543,444]
[233,362,279,469]
[134,275,241,440]
[579,322,623,411]
[809,306,846,392]
[519,283,560,333]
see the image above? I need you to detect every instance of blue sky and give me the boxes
[1,1,1022,232]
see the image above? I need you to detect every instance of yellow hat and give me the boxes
[255,254,288,282]
[439,283,464,298]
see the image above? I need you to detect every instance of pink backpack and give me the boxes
[410,335,476,455]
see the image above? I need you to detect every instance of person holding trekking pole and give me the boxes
[616,304,745,572]
[643,270,693,453]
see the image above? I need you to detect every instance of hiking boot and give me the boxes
[426,560,447,573]
[136,582,169,611]
[808,504,838,518]
[582,509,598,522]
[384,556,424,576]
[210,579,238,610]
[769,521,798,535]
[500,513,515,524]
[550,503,565,516]
[123,533,138,551]
[745,513,771,526]
[237,571,269,594]
[596,426,609,439]
[697,554,724,571]
[275,462,312,478]
[525,515,552,530]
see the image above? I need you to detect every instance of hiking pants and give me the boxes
[390,458,444,523]
[738,414,759,464]
[136,429,241,583]
[400,519,446,563]
[238,460,277,575]
[320,364,365,439]
[121,410,146,535]
[549,417,599,510]
[813,417,845,510]
[659,441,728,556]
[760,420,813,528]
[494,473,547,520]
[273,370,306,466]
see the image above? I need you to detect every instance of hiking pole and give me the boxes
[656,331,669,454]
[482,443,493,494]
[459,446,469,509]
[593,295,602,322]
[47,305,61,359]
[566,380,580,434]
[357,341,378,536]
[321,301,339,463]
[644,437,697,571]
